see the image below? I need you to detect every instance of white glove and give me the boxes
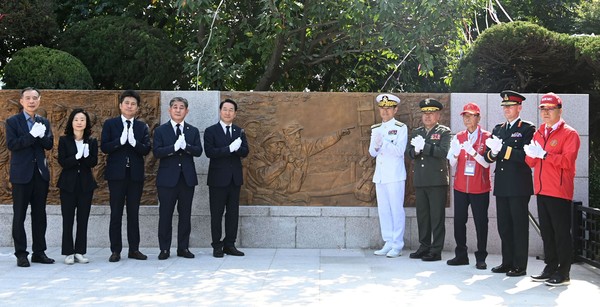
[485,135,502,155]
[83,143,90,158]
[120,125,128,145]
[38,123,47,138]
[462,139,476,156]
[449,136,461,157]
[526,140,546,159]
[29,122,44,138]
[229,137,242,152]
[372,132,383,149]
[75,144,84,160]
[178,134,186,150]
[411,135,425,153]
[127,127,136,147]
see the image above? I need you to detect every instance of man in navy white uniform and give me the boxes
[369,94,408,258]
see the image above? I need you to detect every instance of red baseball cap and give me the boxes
[539,92,562,109]
[460,102,480,115]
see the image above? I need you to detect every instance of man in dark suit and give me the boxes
[153,97,203,260]
[5,87,55,267]
[484,90,535,277]
[101,90,151,262]
[204,98,249,258]
[406,98,451,262]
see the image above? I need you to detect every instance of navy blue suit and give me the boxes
[204,122,249,248]
[5,112,53,258]
[57,136,98,255]
[153,121,202,251]
[101,116,151,253]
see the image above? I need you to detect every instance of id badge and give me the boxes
[464,160,476,176]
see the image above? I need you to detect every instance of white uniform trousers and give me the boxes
[376,180,406,250]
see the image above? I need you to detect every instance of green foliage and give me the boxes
[3,46,93,89]
[0,0,59,71]
[55,15,185,90]
[451,21,596,93]
[573,0,600,34]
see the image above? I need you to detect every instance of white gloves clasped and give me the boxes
[174,134,187,151]
[371,132,383,150]
[29,122,46,138]
[75,143,90,160]
[485,135,502,155]
[229,137,242,152]
[524,140,547,159]
[461,139,477,156]
[120,124,136,146]
[410,135,425,153]
[449,136,461,157]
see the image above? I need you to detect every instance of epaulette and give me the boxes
[395,122,405,127]
[371,123,382,129]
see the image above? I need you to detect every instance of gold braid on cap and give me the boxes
[378,96,397,107]
[421,106,439,112]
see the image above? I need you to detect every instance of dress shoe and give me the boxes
[109,252,121,262]
[74,253,89,264]
[177,249,195,259]
[213,247,224,258]
[17,256,30,267]
[223,246,245,256]
[476,261,487,270]
[31,253,55,264]
[421,252,441,262]
[409,249,429,259]
[128,251,148,260]
[374,243,392,256]
[64,254,75,265]
[491,264,512,273]
[386,249,402,258]
[506,268,526,277]
[446,257,469,266]
[531,271,554,282]
[158,250,170,260]
[545,274,570,286]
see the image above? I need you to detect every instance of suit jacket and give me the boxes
[406,123,451,187]
[153,121,203,187]
[100,116,151,181]
[204,122,249,187]
[57,136,98,192]
[484,118,535,197]
[5,112,53,183]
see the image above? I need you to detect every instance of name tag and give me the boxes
[464,160,476,176]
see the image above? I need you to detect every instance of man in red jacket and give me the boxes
[525,93,580,287]
[446,102,492,270]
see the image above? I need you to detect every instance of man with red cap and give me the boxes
[484,90,535,277]
[446,102,492,269]
[525,93,580,286]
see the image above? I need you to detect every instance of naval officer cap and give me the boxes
[500,90,526,106]
[375,94,400,107]
[419,98,443,112]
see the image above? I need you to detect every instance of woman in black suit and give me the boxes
[57,109,98,264]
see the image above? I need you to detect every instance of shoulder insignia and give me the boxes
[394,122,405,127]
[371,123,382,129]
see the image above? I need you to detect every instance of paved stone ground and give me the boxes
[0,247,598,306]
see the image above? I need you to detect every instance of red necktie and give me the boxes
[546,126,552,137]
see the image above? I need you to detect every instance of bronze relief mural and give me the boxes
[224,92,450,207]
[0,90,161,205]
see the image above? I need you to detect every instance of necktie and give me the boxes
[506,123,511,131]
[546,126,552,137]
[226,126,231,140]
[176,123,181,136]
[126,120,131,129]
[28,117,35,131]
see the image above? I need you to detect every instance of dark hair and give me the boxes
[220,98,238,111]
[169,97,189,108]
[64,108,92,140]
[119,90,141,105]
[20,87,40,97]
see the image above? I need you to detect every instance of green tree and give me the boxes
[55,15,185,90]
[3,46,93,89]
[0,0,59,71]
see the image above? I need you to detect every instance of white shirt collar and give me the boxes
[121,115,134,126]
[171,119,185,129]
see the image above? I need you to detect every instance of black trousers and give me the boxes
[12,168,49,258]
[108,169,143,253]
[496,195,530,269]
[157,173,195,251]
[60,178,93,255]
[453,190,489,262]
[537,195,573,277]
[209,181,241,248]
